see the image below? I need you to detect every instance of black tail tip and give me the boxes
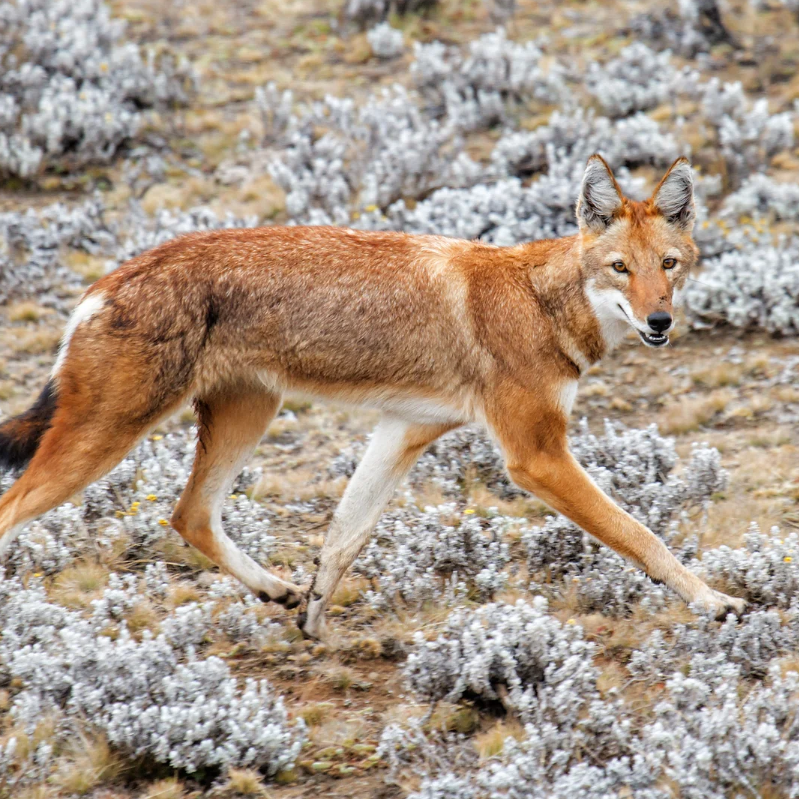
[0,380,57,472]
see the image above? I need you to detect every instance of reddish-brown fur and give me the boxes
[0,156,745,639]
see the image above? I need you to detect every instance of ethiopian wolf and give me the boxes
[0,155,745,639]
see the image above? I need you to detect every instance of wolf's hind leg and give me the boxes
[299,417,455,641]
[0,405,157,561]
[171,387,302,607]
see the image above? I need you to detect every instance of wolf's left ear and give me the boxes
[652,157,695,231]
[577,155,624,234]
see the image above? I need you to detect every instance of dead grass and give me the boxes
[64,250,106,283]
[167,582,202,607]
[251,468,345,502]
[51,732,123,796]
[659,389,733,434]
[219,768,267,796]
[49,560,109,608]
[299,701,336,727]
[331,576,369,607]
[466,482,550,519]
[691,362,744,388]
[428,702,480,734]
[125,599,161,636]
[0,380,16,400]
[11,328,61,355]
[325,665,358,692]
[153,536,214,571]
[7,302,48,323]
[474,720,525,759]
[141,777,186,799]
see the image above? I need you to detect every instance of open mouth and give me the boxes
[638,330,669,348]
[616,305,670,348]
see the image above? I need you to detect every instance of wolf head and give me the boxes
[576,155,699,349]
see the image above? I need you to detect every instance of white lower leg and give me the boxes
[301,417,429,639]
[208,513,301,605]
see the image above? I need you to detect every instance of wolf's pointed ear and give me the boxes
[576,155,624,234]
[652,157,695,231]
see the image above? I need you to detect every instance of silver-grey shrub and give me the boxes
[263,86,478,224]
[524,423,725,614]
[344,0,438,27]
[367,22,404,59]
[700,78,794,189]
[411,29,564,131]
[586,43,689,118]
[404,598,596,722]
[698,524,799,607]
[108,204,260,271]
[361,113,678,243]
[0,0,193,178]
[353,502,512,609]
[412,655,799,799]
[630,0,738,57]
[0,579,305,774]
[0,195,114,304]
[684,236,799,335]
[719,173,799,222]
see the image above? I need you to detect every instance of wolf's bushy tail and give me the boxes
[0,380,58,471]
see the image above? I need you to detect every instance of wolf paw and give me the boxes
[695,588,747,620]
[257,583,303,609]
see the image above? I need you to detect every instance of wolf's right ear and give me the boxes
[576,155,624,234]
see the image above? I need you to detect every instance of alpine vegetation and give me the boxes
[0,196,115,304]
[344,0,439,27]
[0,0,193,178]
[585,43,689,118]
[411,29,565,130]
[353,503,512,609]
[629,0,738,57]
[684,236,799,335]
[263,85,479,225]
[0,579,305,780]
[409,658,799,799]
[698,524,799,607]
[404,598,597,721]
[524,423,725,614]
[699,78,794,189]
[5,1,799,796]
[367,22,405,59]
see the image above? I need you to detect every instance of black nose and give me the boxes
[647,311,672,333]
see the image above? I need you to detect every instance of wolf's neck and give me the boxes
[523,239,610,373]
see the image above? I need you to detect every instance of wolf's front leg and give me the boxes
[299,417,455,641]
[490,391,746,618]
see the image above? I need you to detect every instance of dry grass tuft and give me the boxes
[331,576,369,607]
[251,468,345,502]
[326,665,358,692]
[142,777,186,799]
[51,732,123,796]
[50,560,109,608]
[474,720,524,759]
[428,702,480,735]
[299,702,335,727]
[125,599,161,636]
[659,390,733,434]
[220,768,267,796]
[167,582,202,607]
[691,362,744,388]
[153,536,214,572]
[7,301,48,323]
[11,328,61,355]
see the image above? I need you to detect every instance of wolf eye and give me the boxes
[663,257,677,269]
[611,261,627,273]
